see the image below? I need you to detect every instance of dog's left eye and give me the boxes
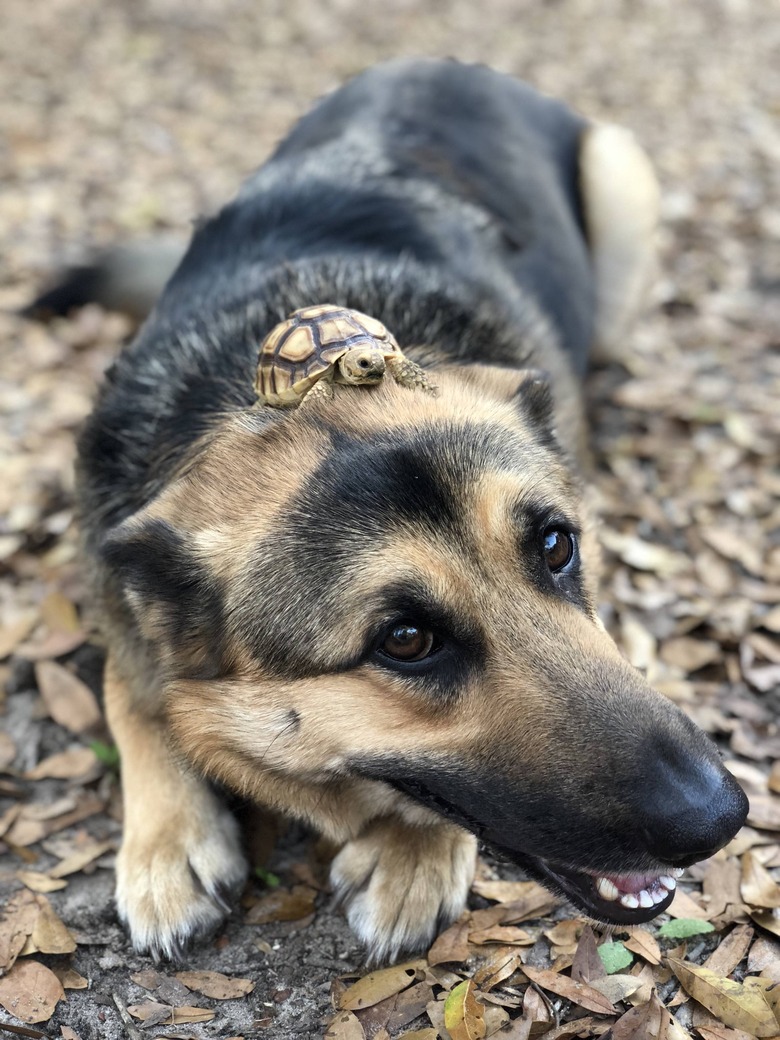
[543,528,575,573]
[378,622,436,662]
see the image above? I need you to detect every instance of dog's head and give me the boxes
[102,361,747,926]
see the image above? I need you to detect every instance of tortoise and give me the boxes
[254,304,436,407]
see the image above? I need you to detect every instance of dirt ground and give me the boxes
[1,1,779,1038]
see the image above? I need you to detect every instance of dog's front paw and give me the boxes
[331,817,477,963]
[116,794,247,961]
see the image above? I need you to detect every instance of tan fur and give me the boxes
[102,362,685,960]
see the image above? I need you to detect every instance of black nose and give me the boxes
[639,751,748,866]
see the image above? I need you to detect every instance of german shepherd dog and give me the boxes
[41,59,747,962]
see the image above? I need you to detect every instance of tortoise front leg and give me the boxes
[298,376,335,408]
[386,354,438,396]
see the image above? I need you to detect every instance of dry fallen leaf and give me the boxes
[702,924,753,976]
[244,884,316,924]
[174,969,254,1000]
[48,839,114,879]
[127,1002,215,1024]
[741,850,780,908]
[748,935,780,981]
[571,924,607,982]
[0,959,65,1023]
[51,966,89,990]
[623,928,662,966]
[324,1009,366,1040]
[15,871,68,893]
[473,946,524,991]
[24,746,98,781]
[520,965,616,1015]
[469,925,534,946]
[21,895,76,955]
[0,732,17,772]
[428,919,471,966]
[0,889,40,972]
[339,960,424,1011]
[667,956,778,1036]
[34,661,101,733]
[443,979,486,1040]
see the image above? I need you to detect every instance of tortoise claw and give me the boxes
[386,354,438,396]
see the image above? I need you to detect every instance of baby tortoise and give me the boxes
[255,304,435,407]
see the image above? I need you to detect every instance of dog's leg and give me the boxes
[579,123,660,362]
[104,655,248,960]
[331,814,477,963]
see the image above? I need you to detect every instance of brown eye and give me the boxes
[380,623,435,661]
[544,529,574,572]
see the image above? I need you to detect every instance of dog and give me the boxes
[34,58,748,963]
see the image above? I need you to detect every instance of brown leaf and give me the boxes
[667,886,711,920]
[443,979,486,1040]
[571,924,607,982]
[667,956,778,1035]
[0,889,40,972]
[244,884,316,924]
[5,793,104,846]
[339,960,424,1011]
[750,909,780,938]
[471,879,555,909]
[520,965,616,1015]
[741,850,780,908]
[623,928,662,966]
[0,959,65,1023]
[469,925,534,946]
[661,636,722,672]
[0,613,38,660]
[354,981,433,1036]
[34,661,101,733]
[25,747,98,780]
[174,969,254,1000]
[396,1030,437,1040]
[126,1002,215,1024]
[748,935,780,982]
[51,966,88,990]
[60,1027,85,1040]
[39,592,80,635]
[747,794,780,832]
[130,969,166,990]
[608,991,681,1039]
[324,1009,366,1040]
[428,919,471,966]
[48,839,115,879]
[473,946,524,991]
[25,896,76,954]
[702,924,753,976]
[544,919,582,956]
[15,871,68,893]
[588,973,642,1004]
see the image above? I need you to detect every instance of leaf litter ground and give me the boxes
[1,1,779,1038]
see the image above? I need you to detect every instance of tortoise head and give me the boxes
[336,347,387,385]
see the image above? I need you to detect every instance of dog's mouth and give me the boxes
[523,855,682,924]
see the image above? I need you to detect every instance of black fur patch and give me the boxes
[101,519,226,678]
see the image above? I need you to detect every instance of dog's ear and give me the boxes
[100,516,227,678]
[511,368,555,435]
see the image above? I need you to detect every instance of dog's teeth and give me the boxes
[620,893,639,909]
[659,875,677,890]
[638,889,654,909]
[596,877,619,901]
[671,868,684,878]
[651,886,669,904]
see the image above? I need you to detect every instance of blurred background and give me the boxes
[0,1,778,1033]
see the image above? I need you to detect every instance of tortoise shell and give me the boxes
[255,304,402,406]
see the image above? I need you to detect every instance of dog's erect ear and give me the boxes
[511,368,555,434]
[100,517,227,678]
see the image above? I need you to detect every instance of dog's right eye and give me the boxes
[378,622,436,662]
[543,528,575,573]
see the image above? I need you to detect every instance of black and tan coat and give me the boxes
[59,59,747,962]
